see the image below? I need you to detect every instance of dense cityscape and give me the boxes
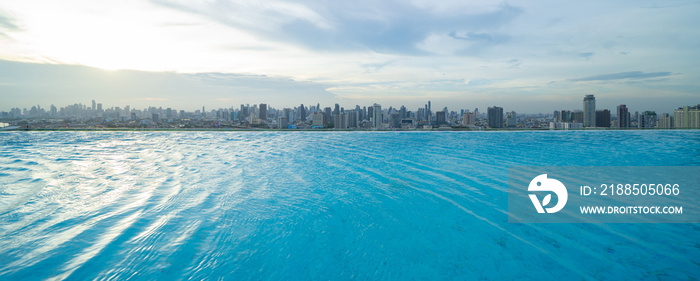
[1,95,699,130]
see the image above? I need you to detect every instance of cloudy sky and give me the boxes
[0,0,698,113]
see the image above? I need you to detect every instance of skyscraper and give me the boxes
[674,105,700,129]
[435,111,446,125]
[323,107,331,123]
[347,109,359,128]
[311,112,323,127]
[657,113,673,129]
[506,111,517,127]
[640,111,657,128]
[487,106,503,128]
[334,112,346,129]
[462,112,475,126]
[278,116,289,128]
[372,103,382,128]
[617,105,630,128]
[367,105,373,123]
[583,94,596,127]
[427,101,432,124]
[300,104,306,121]
[239,104,248,121]
[259,103,267,121]
[595,109,610,127]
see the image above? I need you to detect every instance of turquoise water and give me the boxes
[0,131,698,280]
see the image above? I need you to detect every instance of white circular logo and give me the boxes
[528,174,568,213]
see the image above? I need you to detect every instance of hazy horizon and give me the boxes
[1,0,698,113]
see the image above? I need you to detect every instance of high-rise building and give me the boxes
[300,104,306,121]
[372,103,382,128]
[278,116,288,128]
[366,105,373,123]
[657,113,673,129]
[311,112,324,127]
[617,105,630,128]
[583,94,596,127]
[506,111,517,127]
[334,112,346,129]
[239,104,248,121]
[674,105,700,129]
[259,103,267,121]
[435,111,446,125]
[92,100,96,111]
[559,110,571,122]
[462,112,475,126]
[282,108,293,123]
[347,109,359,128]
[390,113,401,128]
[571,111,584,123]
[640,111,657,128]
[323,107,331,123]
[487,106,503,128]
[595,110,610,127]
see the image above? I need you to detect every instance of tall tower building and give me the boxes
[595,109,611,127]
[674,105,700,129]
[367,106,374,123]
[583,94,596,127]
[506,111,517,127]
[372,103,382,128]
[462,112,475,126]
[617,105,630,128]
[657,113,673,129]
[487,106,503,128]
[640,111,657,128]
[435,111,446,125]
[428,101,432,124]
[300,104,306,121]
[259,103,267,121]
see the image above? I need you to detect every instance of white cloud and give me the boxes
[0,0,698,113]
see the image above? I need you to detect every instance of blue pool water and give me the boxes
[0,131,698,280]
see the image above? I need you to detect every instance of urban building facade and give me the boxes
[583,95,596,127]
[487,106,503,128]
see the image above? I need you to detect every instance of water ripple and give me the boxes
[0,131,697,280]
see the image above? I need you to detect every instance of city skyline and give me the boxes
[3,93,698,130]
[1,1,699,112]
